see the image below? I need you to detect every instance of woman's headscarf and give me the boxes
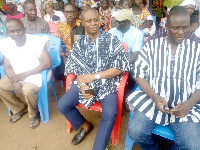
[6,0,16,5]
[81,0,91,8]
[179,0,196,7]
[44,0,54,7]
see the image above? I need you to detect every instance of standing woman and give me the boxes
[44,0,66,24]
[6,0,24,20]
[131,0,156,38]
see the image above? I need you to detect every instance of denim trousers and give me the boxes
[128,110,200,150]
[57,85,118,150]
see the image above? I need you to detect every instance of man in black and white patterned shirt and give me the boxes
[58,8,131,150]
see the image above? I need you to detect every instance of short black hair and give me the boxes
[119,0,129,5]
[23,0,35,9]
[6,18,24,29]
[167,6,190,25]
[58,0,64,4]
[64,2,76,9]
[81,8,99,20]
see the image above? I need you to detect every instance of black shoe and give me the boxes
[71,124,93,145]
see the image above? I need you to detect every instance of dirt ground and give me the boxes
[0,82,139,150]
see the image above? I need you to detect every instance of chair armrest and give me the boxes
[66,73,76,92]
[118,71,129,90]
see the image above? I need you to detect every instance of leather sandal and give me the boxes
[10,106,28,124]
[30,114,40,129]
[71,124,93,145]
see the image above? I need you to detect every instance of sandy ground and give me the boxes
[0,82,140,150]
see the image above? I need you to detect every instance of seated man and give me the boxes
[0,18,52,129]
[21,0,50,34]
[57,8,131,150]
[127,6,200,149]
[55,3,85,81]
[109,9,143,63]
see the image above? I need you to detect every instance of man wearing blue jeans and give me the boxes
[57,8,131,150]
[127,6,200,150]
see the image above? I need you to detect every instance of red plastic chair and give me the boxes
[66,42,129,145]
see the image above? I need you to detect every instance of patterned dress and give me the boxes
[99,7,111,31]
[65,32,131,108]
[127,37,200,125]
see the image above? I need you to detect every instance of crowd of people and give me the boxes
[0,0,200,149]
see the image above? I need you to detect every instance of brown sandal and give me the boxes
[10,106,28,124]
[30,115,40,129]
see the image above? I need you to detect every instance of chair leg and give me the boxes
[124,113,134,150]
[7,107,11,116]
[52,81,58,101]
[111,88,124,145]
[37,91,45,123]
[67,120,71,133]
[60,80,64,88]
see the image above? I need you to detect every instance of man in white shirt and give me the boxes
[0,18,52,129]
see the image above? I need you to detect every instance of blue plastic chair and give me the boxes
[152,15,156,25]
[124,84,175,150]
[0,34,61,123]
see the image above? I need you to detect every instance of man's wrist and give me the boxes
[79,83,86,88]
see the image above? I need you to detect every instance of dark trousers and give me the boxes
[58,85,118,150]
[54,56,65,81]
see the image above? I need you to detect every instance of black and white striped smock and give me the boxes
[127,37,200,125]
[65,32,131,108]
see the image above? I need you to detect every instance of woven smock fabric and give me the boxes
[65,32,131,108]
[127,37,200,126]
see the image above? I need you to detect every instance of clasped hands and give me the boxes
[10,73,27,95]
[77,74,96,100]
[154,95,193,118]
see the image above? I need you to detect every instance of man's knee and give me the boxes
[22,83,39,97]
[57,97,68,114]
[127,111,154,142]
[0,75,14,92]
[171,122,200,150]
[102,94,118,120]
[128,118,147,142]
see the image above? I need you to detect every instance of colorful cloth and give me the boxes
[64,32,131,108]
[57,19,82,56]
[132,8,150,27]
[44,0,54,7]
[127,37,200,125]
[99,7,111,31]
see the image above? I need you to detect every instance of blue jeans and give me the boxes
[128,110,200,150]
[58,85,118,150]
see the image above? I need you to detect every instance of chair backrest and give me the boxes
[34,33,61,69]
[152,15,156,25]
[121,42,128,52]
[48,22,58,36]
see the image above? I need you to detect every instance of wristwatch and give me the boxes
[95,73,101,80]
[79,83,86,88]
